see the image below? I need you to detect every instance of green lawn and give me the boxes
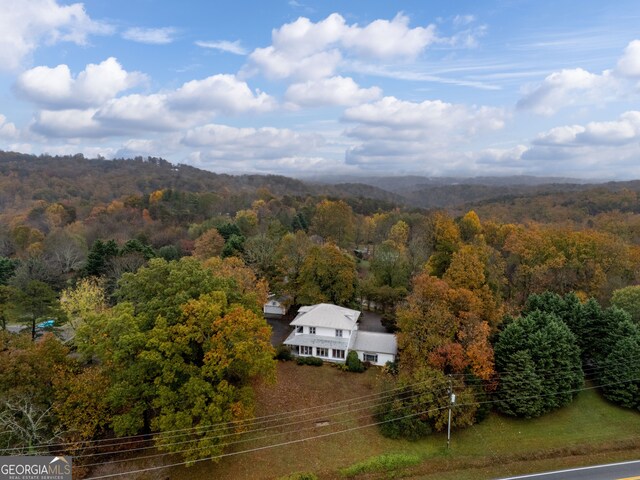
[373,385,640,479]
[113,363,640,480]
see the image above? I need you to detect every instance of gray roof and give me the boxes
[290,303,361,330]
[353,331,397,355]
[283,331,350,350]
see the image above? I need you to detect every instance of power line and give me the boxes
[0,371,447,452]
[4,352,636,458]
[83,377,640,480]
[61,357,630,458]
[80,387,444,468]
[65,360,623,460]
[68,383,451,460]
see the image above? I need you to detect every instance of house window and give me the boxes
[363,353,378,363]
[301,346,313,355]
[317,347,328,357]
[296,326,303,333]
[335,329,343,337]
[332,349,345,359]
[309,327,316,334]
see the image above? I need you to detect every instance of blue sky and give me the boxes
[1,0,640,179]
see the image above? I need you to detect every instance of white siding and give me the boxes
[264,304,285,315]
[314,326,335,337]
[294,326,356,338]
[356,351,395,366]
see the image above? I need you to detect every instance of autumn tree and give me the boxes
[397,272,495,381]
[43,229,87,274]
[459,210,483,242]
[310,200,355,248]
[611,285,640,323]
[202,256,269,312]
[60,277,107,334]
[298,243,358,306]
[0,333,72,453]
[370,241,411,289]
[76,257,275,461]
[377,365,480,439]
[193,228,225,260]
[388,220,409,250]
[274,231,312,304]
[426,213,461,277]
[391,270,495,435]
[235,209,259,237]
[443,245,486,290]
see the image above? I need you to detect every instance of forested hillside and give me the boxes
[0,152,402,219]
[1,150,640,477]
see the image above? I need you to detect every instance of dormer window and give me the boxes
[335,329,343,337]
[296,326,303,333]
[309,327,316,334]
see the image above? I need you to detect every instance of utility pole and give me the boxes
[447,375,456,449]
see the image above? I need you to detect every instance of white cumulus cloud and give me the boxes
[16,57,146,109]
[31,108,120,138]
[0,0,112,71]
[285,76,381,107]
[616,40,640,77]
[534,111,640,146]
[342,96,505,168]
[341,13,437,59]
[182,123,324,159]
[27,69,276,138]
[517,68,615,115]
[169,74,275,114]
[518,39,640,115]
[0,114,19,139]
[245,12,437,80]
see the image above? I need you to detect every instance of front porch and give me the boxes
[283,332,350,362]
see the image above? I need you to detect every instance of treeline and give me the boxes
[0,151,401,220]
[1,152,640,470]
[378,290,640,439]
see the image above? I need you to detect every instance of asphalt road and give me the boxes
[497,460,640,480]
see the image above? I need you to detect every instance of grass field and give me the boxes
[97,361,640,480]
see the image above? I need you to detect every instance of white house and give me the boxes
[283,303,397,366]
[263,294,289,317]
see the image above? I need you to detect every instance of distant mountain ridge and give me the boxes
[1,151,639,214]
[0,151,403,213]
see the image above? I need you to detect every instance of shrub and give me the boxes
[296,356,323,366]
[383,360,398,376]
[278,473,318,480]
[340,453,421,477]
[346,350,364,372]
[274,345,293,361]
[376,398,431,440]
[381,313,398,333]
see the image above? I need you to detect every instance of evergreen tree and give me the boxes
[599,332,640,409]
[496,350,544,418]
[494,311,583,417]
[84,239,119,277]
